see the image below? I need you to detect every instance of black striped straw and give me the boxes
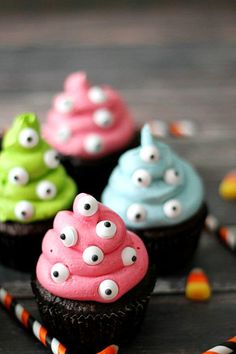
[0,286,118,354]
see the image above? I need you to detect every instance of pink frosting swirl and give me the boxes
[43,72,135,159]
[36,193,149,303]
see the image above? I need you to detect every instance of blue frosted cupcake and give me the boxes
[102,124,207,274]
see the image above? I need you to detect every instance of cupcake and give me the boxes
[32,193,154,353]
[0,113,77,271]
[102,124,208,274]
[43,72,138,199]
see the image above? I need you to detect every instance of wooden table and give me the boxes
[1,3,236,353]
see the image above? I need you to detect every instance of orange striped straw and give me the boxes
[0,286,119,354]
[202,336,236,353]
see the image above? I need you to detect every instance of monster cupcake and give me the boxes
[0,113,77,271]
[43,71,138,199]
[32,193,154,353]
[102,124,208,274]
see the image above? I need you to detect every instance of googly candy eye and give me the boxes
[88,86,107,104]
[163,199,182,218]
[140,145,160,163]
[84,134,103,154]
[93,109,114,128]
[98,279,119,300]
[15,201,35,221]
[19,128,39,148]
[121,247,137,266]
[60,226,78,247]
[96,220,117,239]
[76,195,98,216]
[83,246,104,265]
[57,126,71,142]
[127,204,146,223]
[8,167,29,185]
[55,96,75,114]
[164,169,181,185]
[132,169,152,187]
[51,263,70,283]
[44,150,60,169]
[36,180,57,200]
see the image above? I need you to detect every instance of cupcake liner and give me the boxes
[131,203,208,275]
[0,219,53,271]
[60,131,140,200]
[31,266,155,354]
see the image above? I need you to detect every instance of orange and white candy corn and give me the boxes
[219,170,236,200]
[185,268,211,302]
[169,120,196,138]
[98,345,119,354]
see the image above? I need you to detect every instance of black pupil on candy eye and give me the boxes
[53,271,59,278]
[104,221,111,227]
[138,177,142,182]
[172,206,177,211]
[150,154,155,159]
[46,189,51,194]
[92,255,98,262]
[21,211,26,216]
[132,255,137,262]
[55,155,59,160]
[136,213,141,219]
[60,234,66,240]
[14,176,19,180]
[27,136,32,142]
[105,289,112,295]
[84,204,91,210]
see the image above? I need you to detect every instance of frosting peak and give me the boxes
[102,124,204,229]
[43,71,135,159]
[0,113,77,223]
[36,193,149,303]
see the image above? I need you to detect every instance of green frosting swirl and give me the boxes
[0,113,77,223]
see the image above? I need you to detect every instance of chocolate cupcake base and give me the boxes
[31,266,155,354]
[0,219,53,271]
[60,131,140,201]
[130,203,208,275]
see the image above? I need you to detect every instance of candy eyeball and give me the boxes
[55,95,75,114]
[44,150,60,169]
[98,279,119,300]
[19,128,39,149]
[121,247,137,266]
[51,263,70,283]
[96,220,117,239]
[163,199,182,218]
[140,145,160,163]
[88,86,107,104]
[60,226,78,247]
[164,169,181,185]
[93,109,114,128]
[76,195,98,216]
[83,246,104,265]
[57,127,71,142]
[15,201,34,221]
[8,167,29,185]
[36,180,57,200]
[127,204,146,223]
[84,134,103,154]
[132,169,152,188]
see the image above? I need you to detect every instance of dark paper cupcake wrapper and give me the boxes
[31,265,155,354]
[131,203,208,275]
[0,218,53,271]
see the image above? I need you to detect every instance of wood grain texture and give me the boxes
[0,4,236,353]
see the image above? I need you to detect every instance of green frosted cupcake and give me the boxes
[0,113,77,271]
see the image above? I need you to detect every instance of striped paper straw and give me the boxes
[0,286,118,354]
[202,336,236,353]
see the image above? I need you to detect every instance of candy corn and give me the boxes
[0,286,119,354]
[202,336,236,353]
[219,170,236,200]
[148,120,168,138]
[169,120,196,138]
[185,268,211,302]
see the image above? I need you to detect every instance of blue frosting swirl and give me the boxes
[102,124,204,229]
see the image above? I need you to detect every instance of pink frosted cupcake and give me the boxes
[32,193,154,353]
[43,72,138,199]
